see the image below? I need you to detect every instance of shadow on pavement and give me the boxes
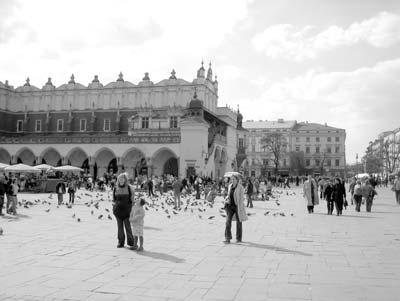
[1,213,31,220]
[313,212,375,219]
[239,242,312,257]
[144,226,162,231]
[137,250,185,263]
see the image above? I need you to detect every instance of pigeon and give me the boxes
[291,213,294,216]
[77,218,81,222]
[72,214,76,218]
[45,208,50,213]
[0,227,3,235]
[220,213,226,218]
[98,214,103,219]
[91,210,94,215]
[172,210,178,215]
[264,211,270,215]
[167,215,171,219]
[208,216,215,220]
[107,214,112,220]
[105,208,110,212]
[275,201,281,206]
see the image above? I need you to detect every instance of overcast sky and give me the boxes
[1,0,399,164]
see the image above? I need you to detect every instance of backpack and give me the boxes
[354,185,362,196]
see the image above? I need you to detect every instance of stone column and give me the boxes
[35,156,42,165]
[117,157,124,174]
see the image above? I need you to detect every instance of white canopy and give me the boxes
[4,164,41,173]
[54,165,84,172]
[35,164,55,171]
[0,163,10,170]
[224,171,241,178]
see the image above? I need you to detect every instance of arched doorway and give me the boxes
[94,148,117,178]
[16,148,36,165]
[67,148,89,170]
[122,148,146,178]
[164,157,178,176]
[41,147,62,166]
[152,148,178,177]
[0,148,11,164]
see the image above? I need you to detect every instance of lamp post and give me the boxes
[356,153,359,175]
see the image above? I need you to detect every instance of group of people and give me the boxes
[0,175,19,215]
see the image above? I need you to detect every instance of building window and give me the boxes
[35,120,42,132]
[251,145,255,152]
[335,159,340,166]
[306,146,310,154]
[327,159,331,167]
[316,137,320,142]
[57,119,63,132]
[306,137,310,142]
[263,159,268,166]
[141,117,149,129]
[306,159,310,166]
[17,120,23,132]
[296,146,300,152]
[295,137,299,142]
[315,159,320,167]
[239,138,244,148]
[327,147,332,153]
[327,137,332,142]
[316,146,320,153]
[80,119,87,132]
[335,137,340,142]
[170,116,178,128]
[103,119,111,132]
[335,146,340,153]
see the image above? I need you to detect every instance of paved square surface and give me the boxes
[1,186,400,300]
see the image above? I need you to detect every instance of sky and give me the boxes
[0,0,399,164]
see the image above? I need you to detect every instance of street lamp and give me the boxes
[356,153,359,175]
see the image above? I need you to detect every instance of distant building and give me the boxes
[0,62,240,180]
[241,119,346,177]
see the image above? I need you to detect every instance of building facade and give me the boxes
[0,63,239,180]
[240,119,347,177]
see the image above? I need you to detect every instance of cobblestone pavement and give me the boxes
[1,186,400,301]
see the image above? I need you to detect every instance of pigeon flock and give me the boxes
[0,187,299,233]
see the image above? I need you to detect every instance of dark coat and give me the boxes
[324,184,334,201]
[333,183,346,203]
[56,182,66,194]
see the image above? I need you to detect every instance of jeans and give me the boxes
[9,195,17,215]
[335,200,343,215]
[225,205,242,241]
[69,192,75,204]
[57,193,63,205]
[174,193,181,209]
[354,195,362,212]
[307,205,314,213]
[246,194,253,208]
[0,195,4,214]
[366,196,373,212]
[116,216,134,246]
[396,191,400,204]
[326,201,334,214]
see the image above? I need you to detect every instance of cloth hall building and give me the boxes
[0,63,239,180]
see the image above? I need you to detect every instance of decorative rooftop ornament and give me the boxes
[92,75,99,83]
[207,62,213,81]
[24,77,30,87]
[197,60,205,78]
[143,72,150,81]
[169,69,177,80]
[46,77,53,86]
[68,74,75,84]
[117,72,124,82]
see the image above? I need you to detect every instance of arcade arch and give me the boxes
[16,147,35,165]
[0,148,11,164]
[66,147,88,168]
[94,148,117,176]
[122,148,147,178]
[40,147,62,166]
[152,147,178,177]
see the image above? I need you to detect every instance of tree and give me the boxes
[261,133,287,175]
[289,151,305,175]
[382,139,400,174]
[363,153,382,174]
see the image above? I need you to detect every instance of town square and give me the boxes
[1,0,400,300]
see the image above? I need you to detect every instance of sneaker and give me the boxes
[236,239,242,243]
[223,240,231,244]
[137,246,144,251]
[131,245,138,250]
[117,243,124,248]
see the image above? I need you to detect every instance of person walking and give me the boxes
[112,173,134,248]
[349,177,356,205]
[392,175,400,204]
[0,175,6,215]
[172,177,182,210]
[55,181,66,205]
[303,175,319,213]
[67,180,76,205]
[353,180,363,212]
[223,175,247,244]
[245,178,254,208]
[365,180,377,212]
[8,177,19,215]
[147,177,155,197]
[323,178,334,215]
[333,177,346,215]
